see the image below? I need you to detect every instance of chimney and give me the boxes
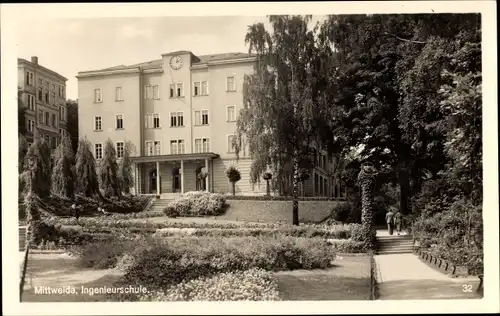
[31,56,38,65]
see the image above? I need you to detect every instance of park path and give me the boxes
[373,230,481,300]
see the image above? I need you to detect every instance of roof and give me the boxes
[18,58,68,81]
[81,51,255,73]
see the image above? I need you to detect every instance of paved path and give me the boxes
[374,230,481,300]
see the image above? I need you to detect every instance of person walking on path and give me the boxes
[385,208,395,235]
[393,210,403,235]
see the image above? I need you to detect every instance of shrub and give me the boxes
[327,239,368,253]
[163,192,226,217]
[140,268,282,301]
[153,225,352,239]
[226,166,241,196]
[120,235,336,292]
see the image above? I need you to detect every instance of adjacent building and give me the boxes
[76,50,343,197]
[18,56,68,148]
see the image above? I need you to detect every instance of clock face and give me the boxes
[170,55,183,70]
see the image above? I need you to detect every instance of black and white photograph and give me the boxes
[1,1,498,315]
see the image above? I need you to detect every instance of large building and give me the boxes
[77,51,342,197]
[18,56,68,148]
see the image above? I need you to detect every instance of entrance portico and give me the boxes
[131,153,219,196]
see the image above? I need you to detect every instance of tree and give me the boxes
[225,166,241,196]
[99,138,121,197]
[66,99,79,154]
[235,15,330,225]
[19,134,28,173]
[51,134,75,198]
[75,137,100,197]
[317,14,480,215]
[118,140,135,195]
[20,131,52,198]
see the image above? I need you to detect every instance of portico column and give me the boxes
[156,161,160,195]
[180,159,184,194]
[205,158,209,192]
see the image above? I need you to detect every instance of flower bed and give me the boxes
[225,196,346,201]
[163,191,227,217]
[114,235,336,294]
[32,195,152,218]
[139,268,282,301]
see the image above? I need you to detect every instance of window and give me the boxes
[194,138,210,153]
[116,142,124,158]
[116,114,123,129]
[194,139,201,153]
[193,81,208,96]
[194,110,209,126]
[94,116,102,131]
[51,114,57,127]
[153,85,160,99]
[226,105,236,122]
[51,84,56,91]
[38,78,43,86]
[51,136,57,149]
[27,94,35,111]
[202,110,209,125]
[38,110,43,123]
[38,87,43,101]
[59,106,66,121]
[45,90,49,103]
[178,139,185,154]
[153,114,160,128]
[27,119,35,134]
[201,81,208,95]
[145,141,154,156]
[169,84,175,98]
[95,143,103,159]
[51,92,56,105]
[26,71,34,86]
[45,112,50,125]
[227,135,236,153]
[146,113,160,129]
[144,85,153,99]
[226,76,236,92]
[170,140,185,155]
[116,87,123,101]
[194,82,200,96]
[94,89,102,103]
[170,140,178,155]
[202,138,210,153]
[176,83,183,97]
[170,112,184,127]
[154,141,161,155]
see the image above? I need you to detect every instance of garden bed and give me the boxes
[415,248,476,277]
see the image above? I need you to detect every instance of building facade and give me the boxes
[77,51,343,197]
[18,56,68,148]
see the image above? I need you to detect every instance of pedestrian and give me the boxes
[385,207,395,235]
[394,210,403,235]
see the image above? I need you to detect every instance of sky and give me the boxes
[16,16,324,100]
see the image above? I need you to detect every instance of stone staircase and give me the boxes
[19,226,27,252]
[377,234,414,255]
[146,198,172,213]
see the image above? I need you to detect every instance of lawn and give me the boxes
[274,255,372,300]
[20,255,124,302]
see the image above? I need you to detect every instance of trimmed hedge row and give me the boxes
[225,195,346,201]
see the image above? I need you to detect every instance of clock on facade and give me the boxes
[170,55,183,70]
